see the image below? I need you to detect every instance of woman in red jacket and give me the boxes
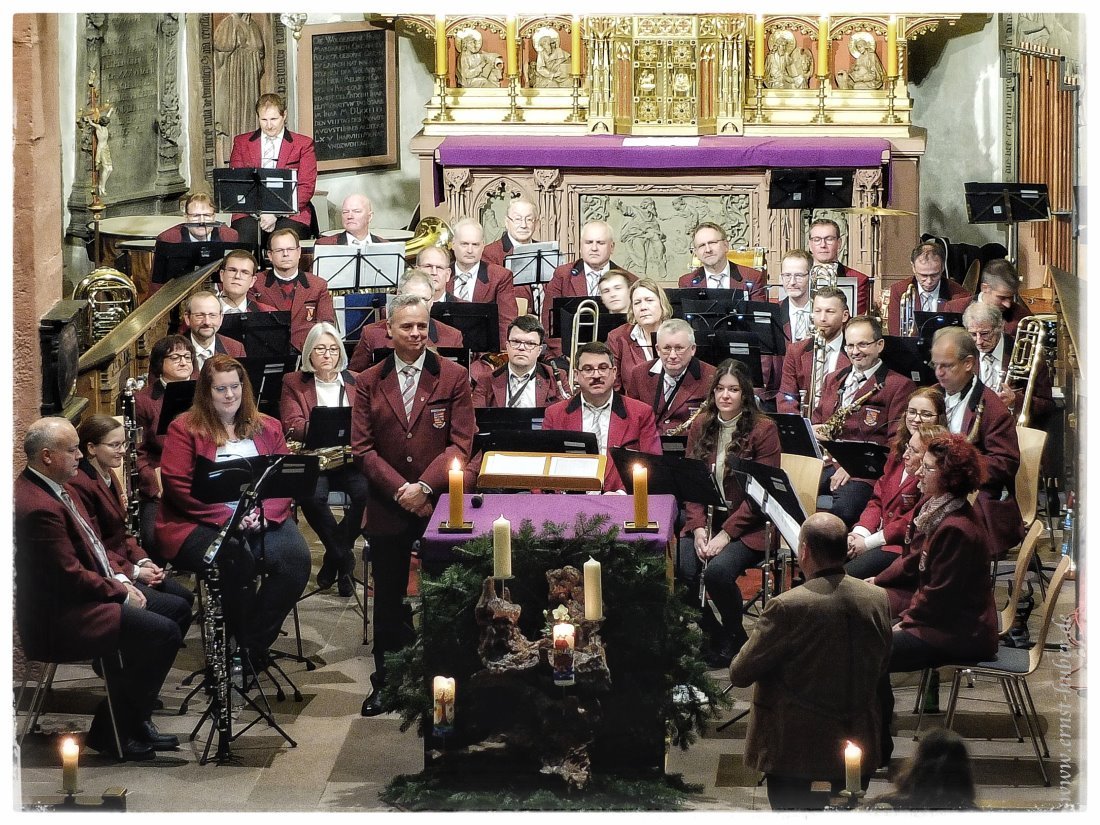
[606,278,672,387]
[155,354,309,667]
[679,359,782,668]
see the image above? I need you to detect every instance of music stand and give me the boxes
[312,243,406,292]
[696,330,764,387]
[660,435,688,456]
[152,239,234,285]
[505,242,562,317]
[716,301,786,357]
[302,407,353,451]
[818,440,889,480]
[914,311,964,359]
[214,168,299,256]
[474,428,597,457]
[667,287,746,319]
[882,335,937,386]
[965,182,1050,260]
[768,412,823,459]
[475,406,546,433]
[610,447,724,507]
[218,311,292,359]
[732,457,807,554]
[768,169,854,210]
[372,346,471,371]
[550,297,623,338]
[156,380,197,435]
[239,355,297,417]
[431,303,500,352]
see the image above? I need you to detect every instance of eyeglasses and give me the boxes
[658,345,690,355]
[165,352,193,363]
[781,272,809,280]
[844,340,880,351]
[809,235,839,244]
[98,440,127,451]
[577,364,613,375]
[189,312,220,321]
[213,383,242,395]
[312,346,341,355]
[270,246,299,255]
[968,328,997,340]
[929,360,963,371]
[506,339,542,350]
[905,408,939,420]
[507,215,536,225]
[920,463,939,475]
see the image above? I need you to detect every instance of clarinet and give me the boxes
[201,559,233,757]
[121,376,145,536]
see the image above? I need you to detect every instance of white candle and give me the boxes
[553,622,575,651]
[584,556,602,619]
[432,675,455,727]
[844,740,862,793]
[493,515,512,578]
[448,457,463,526]
[61,736,79,793]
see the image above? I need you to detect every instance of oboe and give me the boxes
[121,375,145,536]
[201,558,233,760]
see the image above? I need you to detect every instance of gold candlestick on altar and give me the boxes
[431,74,454,122]
[813,73,831,124]
[883,74,901,124]
[566,74,584,122]
[504,74,524,122]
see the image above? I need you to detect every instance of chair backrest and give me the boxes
[1015,425,1047,527]
[516,296,529,316]
[780,453,824,523]
[998,520,1044,635]
[1026,554,1075,675]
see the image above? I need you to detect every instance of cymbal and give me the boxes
[845,206,917,217]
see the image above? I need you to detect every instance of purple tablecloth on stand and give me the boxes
[420,493,678,563]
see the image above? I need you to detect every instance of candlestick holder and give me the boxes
[438,520,473,533]
[29,788,127,812]
[503,74,524,122]
[430,74,453,122]
[623,520,659,533]
[813,76,831,123]
[552,645,575,686]
[747,76,767,123]
[565,74,584,122]
[882,74,901,124]
[839,788,865,809]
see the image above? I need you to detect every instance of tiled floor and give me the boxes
[14,534,1085,811]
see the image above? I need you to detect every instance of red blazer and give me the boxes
[15,470,128,662]
[229,128,317,229]
[135,382,167,499]
[875,502,998,660]
[622,357,715,435]
[348,318,464,373]
[855,452,921,554]
[811,361,915,449]
[835,262,871,315]
[351,350,476,536]
[69,460,147,579]
[943,295,1033,336]
[677,266,770,300]
[314,231,386,246]
[681,414,782,551]
[541,392,661,492]
[250,270,335,351]
[154,413,294,560]
[188,334,246,379]
[481,234,513,267]
[279,369,359,442]
[541,259,636,349]
[472,361,567,408]
[776,337,851,415]
[606,323,658,390]
[155,224,240,244]
[885,276,969,336]
[446,261,519,348]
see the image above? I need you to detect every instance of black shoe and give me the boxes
[86,731,155,761]
[316,558,338,590]
[337,573,354,597]
[361,688,385,717]
[138,720,180,750]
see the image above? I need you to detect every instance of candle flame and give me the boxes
[845,740,861,755]
[62,737,79,756]
[451,457,460,471]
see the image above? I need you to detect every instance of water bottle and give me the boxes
[1060,503,1074,557]
[230,654,244,711]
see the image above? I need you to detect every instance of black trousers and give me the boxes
[104,601,182,737]
[676,535,758,645]
[818,465,874,529]
[365,525,422,686]
[844,545,898,579]
[297,464,369,566]
[135,576,194,638]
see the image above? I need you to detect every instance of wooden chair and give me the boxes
[780,453,824,526]
[1013,425,1049,598]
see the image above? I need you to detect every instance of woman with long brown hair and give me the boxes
[156,354,310,669]
[679,358,781,667]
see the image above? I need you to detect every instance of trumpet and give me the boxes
[1005,313,1058,427]
[898,282,917,336]
[567,298,601,392]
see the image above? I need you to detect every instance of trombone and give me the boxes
[567,298,601,392]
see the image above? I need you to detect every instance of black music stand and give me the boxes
[716,301,786,356]
[882,335,937,386]
[372,346,471,371]
[218,311,292,360]
[475,406,547,432]
[965,182,1050,261]
[152,239,234,285]
[668,287,746,319]
[819,440,889,480]
[660,435,688,456]
[312,242,406,292]
[768,412,823,458]
[239,355,297,417]
[692,330,765,387]
[214,168,299,257]
[550,297,625,338]
[914,311,964,359]
[768,169,854,210]
[505,242,562,317]
[474,428,596,457]
[430,303,500,352]
[156,380,197,435]
[611,447,724,506]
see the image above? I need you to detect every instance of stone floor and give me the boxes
[13,531,1085,812]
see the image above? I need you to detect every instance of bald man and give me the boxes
[315,193,386,247]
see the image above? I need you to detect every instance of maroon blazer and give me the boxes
[481,234,514,268]
[606,323,658,390]
[885,276,970,336]
[835,262,871,315]
[776,337,851,415]
[229,128,317,229]
[681,415,782,551]
[351,350,476,536]
[541,259,636,347]
[541,392,661,492]
[314,231,386,246]
[622,357,716,435]
[874,502,998,660]
[279,370,359,442]
[69,459,147,579]
[250,270,336,351]
[220,298,278,314]
[155,224,240,244]
[677,266,769,300]
[811,361,915,449]
[446,261,519,347]
[855,452,921,554]
[943,295,1033,336]
[154,414,293,560]
[472,361,567,408]
[348,317,464,373]
[187,334,246,379]
[15,470,128,662]
[135,382,167,499]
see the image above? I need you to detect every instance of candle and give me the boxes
[448,457,463,527]
[753,15,765,78]
[434,16,447,77]
[432,675,455,733]
[505,16,518,77]
[633,463,648,527]
[493,515,512,578]
[61,736,79,794]
[552,622,576,685]
[553,622,575,651]
[817,16,830,78]
[571,16,583,76]
[583,556,602,619]
[887,15,898,77]
[844,740,862,793]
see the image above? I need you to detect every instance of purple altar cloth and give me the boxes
[420,493,677,562]
[437,135,890,170]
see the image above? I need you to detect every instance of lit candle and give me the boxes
[583,556,603,619]
[448,457,463,527]
[505,16,518,77]
[432,675,455,733]
[753,15,765,79]
[552,621,576,685]
[434,15,447,77]
[571,16,583,76]
[817,16,830,78]
[553,622,576,651]
[887,16,898,77]
[844,740,862,793]
[493,515,512,578]
[61,736,79,794]
[632,463,648,527]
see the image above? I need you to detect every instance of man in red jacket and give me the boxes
[444,218,519,348]
[250,227,336,351]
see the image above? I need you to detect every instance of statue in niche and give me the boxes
[83,104,115,196]
[615,197,668,279]
[456,28,504,88]
[214,13,265,146]
[836,32,885,90]
[530,27,570,88]
[763,30,812,89]
[638,69,657,94]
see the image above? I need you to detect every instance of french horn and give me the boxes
[73,267,137,344]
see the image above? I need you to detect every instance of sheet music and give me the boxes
[746,476,801,553]
[506,242,562,286]
[484,454,546,476]
[313,242,406,290]
[547,456,602,479]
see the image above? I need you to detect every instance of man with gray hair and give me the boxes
[15,417,183,760]
[622,318,716,434]
[441,217,518,348]
[943,258,1034,335]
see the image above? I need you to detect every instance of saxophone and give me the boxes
[121,375,146,536]
[817,380,883,441]
[801,331,829,418]
[899,283,917,336]
[809,262,838,297]
[967,395,985,443]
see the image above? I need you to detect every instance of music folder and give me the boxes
[474,427,595,457]
[238,355,297,417]
[819,440,889,480]
[914,311,964,355]
[768,412,824,459]
[667,287,746,319]
[156,380,198,435]
[303,406,353,451]
[192,453,320,505]
[213,167,298,215]
[729,457,806,552]
[152,239,234,285]
[217,311,292,360]
[430,303,500,352]
[505,242,562,286]
[881,335,937,386]
[610,447,724,507]
[475,406,546,433]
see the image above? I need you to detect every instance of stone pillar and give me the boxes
[154,14,186,196]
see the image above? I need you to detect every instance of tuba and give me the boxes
[286,439,351,472]
[73,267,137,345]
[1005,313,1058,427]
[809,262,838,298]
[404,216,452,261]
[567,298,601,392]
